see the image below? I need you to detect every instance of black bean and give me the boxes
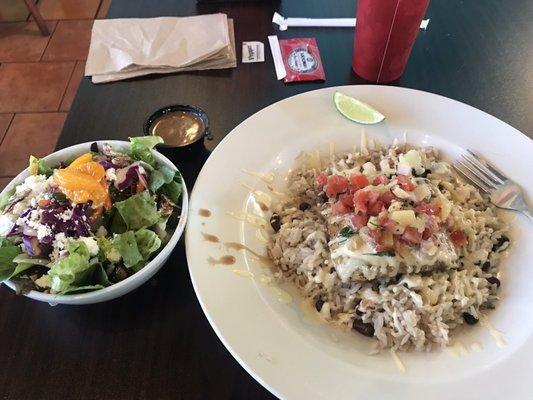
[462,312,478,325]
[492,235,509,252]
[486,276,501,287]
[438,183,445,191]
[329,267,335,274]
[269,214,281,232]
[315,299,324,312]
[482,261,491,271]
[355,308,363,316]
[317,192,328,203]
[352,319,375,337]
[299,202,311,211]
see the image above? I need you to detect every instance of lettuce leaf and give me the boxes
[29,155,54,177]
[0,186,15,211]
[135,229,161,260]
[128,136,163,168]
[112,231,143,268]
[113,191,159,230]
[47,242,96,294]
[0,239,21,281]
[112,229,161,269]
[160,170,183,203]
[149,164,175,193]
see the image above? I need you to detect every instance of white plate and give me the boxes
[1,141,188,305]
[185,86,533,399]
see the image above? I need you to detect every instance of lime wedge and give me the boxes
[333,92,385,124]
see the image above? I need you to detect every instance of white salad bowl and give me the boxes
[0,140,188,305]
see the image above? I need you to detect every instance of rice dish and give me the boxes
[267,140,509,351]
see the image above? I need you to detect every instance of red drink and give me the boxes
[352,0,429,83]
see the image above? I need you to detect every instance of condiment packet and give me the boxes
[279,37,325,83]
[242,41,265,63]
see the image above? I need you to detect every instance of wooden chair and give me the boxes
[23,0,50,36]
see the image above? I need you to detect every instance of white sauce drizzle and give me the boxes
[300,299,326,325]
[390,349,406,372]
[479,314,507,348]
[232,269,254,278]
[268,286,293,303]
[255,229,269,243]
[241,169,275,184]
[240,182,273,209]
[445,341,468,357]
[470,342,483,352]
[226,211,267,228]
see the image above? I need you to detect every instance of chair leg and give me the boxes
[23,0,50,36]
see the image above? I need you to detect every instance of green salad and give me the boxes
[0,136,183,295]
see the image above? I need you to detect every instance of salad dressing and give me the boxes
[198,209,211,217]
[201,232,219,243]
[149,111,205,146]
[207,255,236,266]
[223,242,271,266]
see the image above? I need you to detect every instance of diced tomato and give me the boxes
[325,175,348,198]
[368,190,380,203]
[349,213,369,229]
[380,190,395,207]
[373,174,389,185]
[353,189,370,213]
[397,175,415,191]
[339,194,353,208]
[401,227,423,245]
[367,228,383,244]
[349,174,369,190]
[332,201,350,215]
[316,172,328,187]
[367,200,384,216]
[382,218,397,233]
[450,230,467,246]
[415,202,440,216]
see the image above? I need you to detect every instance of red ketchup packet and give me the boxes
[279,37,325,83]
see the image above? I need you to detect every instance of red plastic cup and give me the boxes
[352,0,429,83]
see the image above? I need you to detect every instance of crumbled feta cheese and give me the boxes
[60,209,73,222]
[50,232,68,262]
[0,215,15,236]
[76,236,99,256]
[399,150,425,175]
[379,158,396,176]
[10,175,51,217]
[361,162,377,178]
[105,168,117,182]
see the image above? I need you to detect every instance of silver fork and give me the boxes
[453,149,533,222]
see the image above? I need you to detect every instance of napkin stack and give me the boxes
[85,14,236,83]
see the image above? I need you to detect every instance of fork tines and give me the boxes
[453,150,507,194]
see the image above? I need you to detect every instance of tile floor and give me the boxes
[0,0,111,190]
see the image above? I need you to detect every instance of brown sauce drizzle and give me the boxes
[223,242,272,266]
[201,232,219,243]
[198,209,211,217]
[207,255,236,266]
